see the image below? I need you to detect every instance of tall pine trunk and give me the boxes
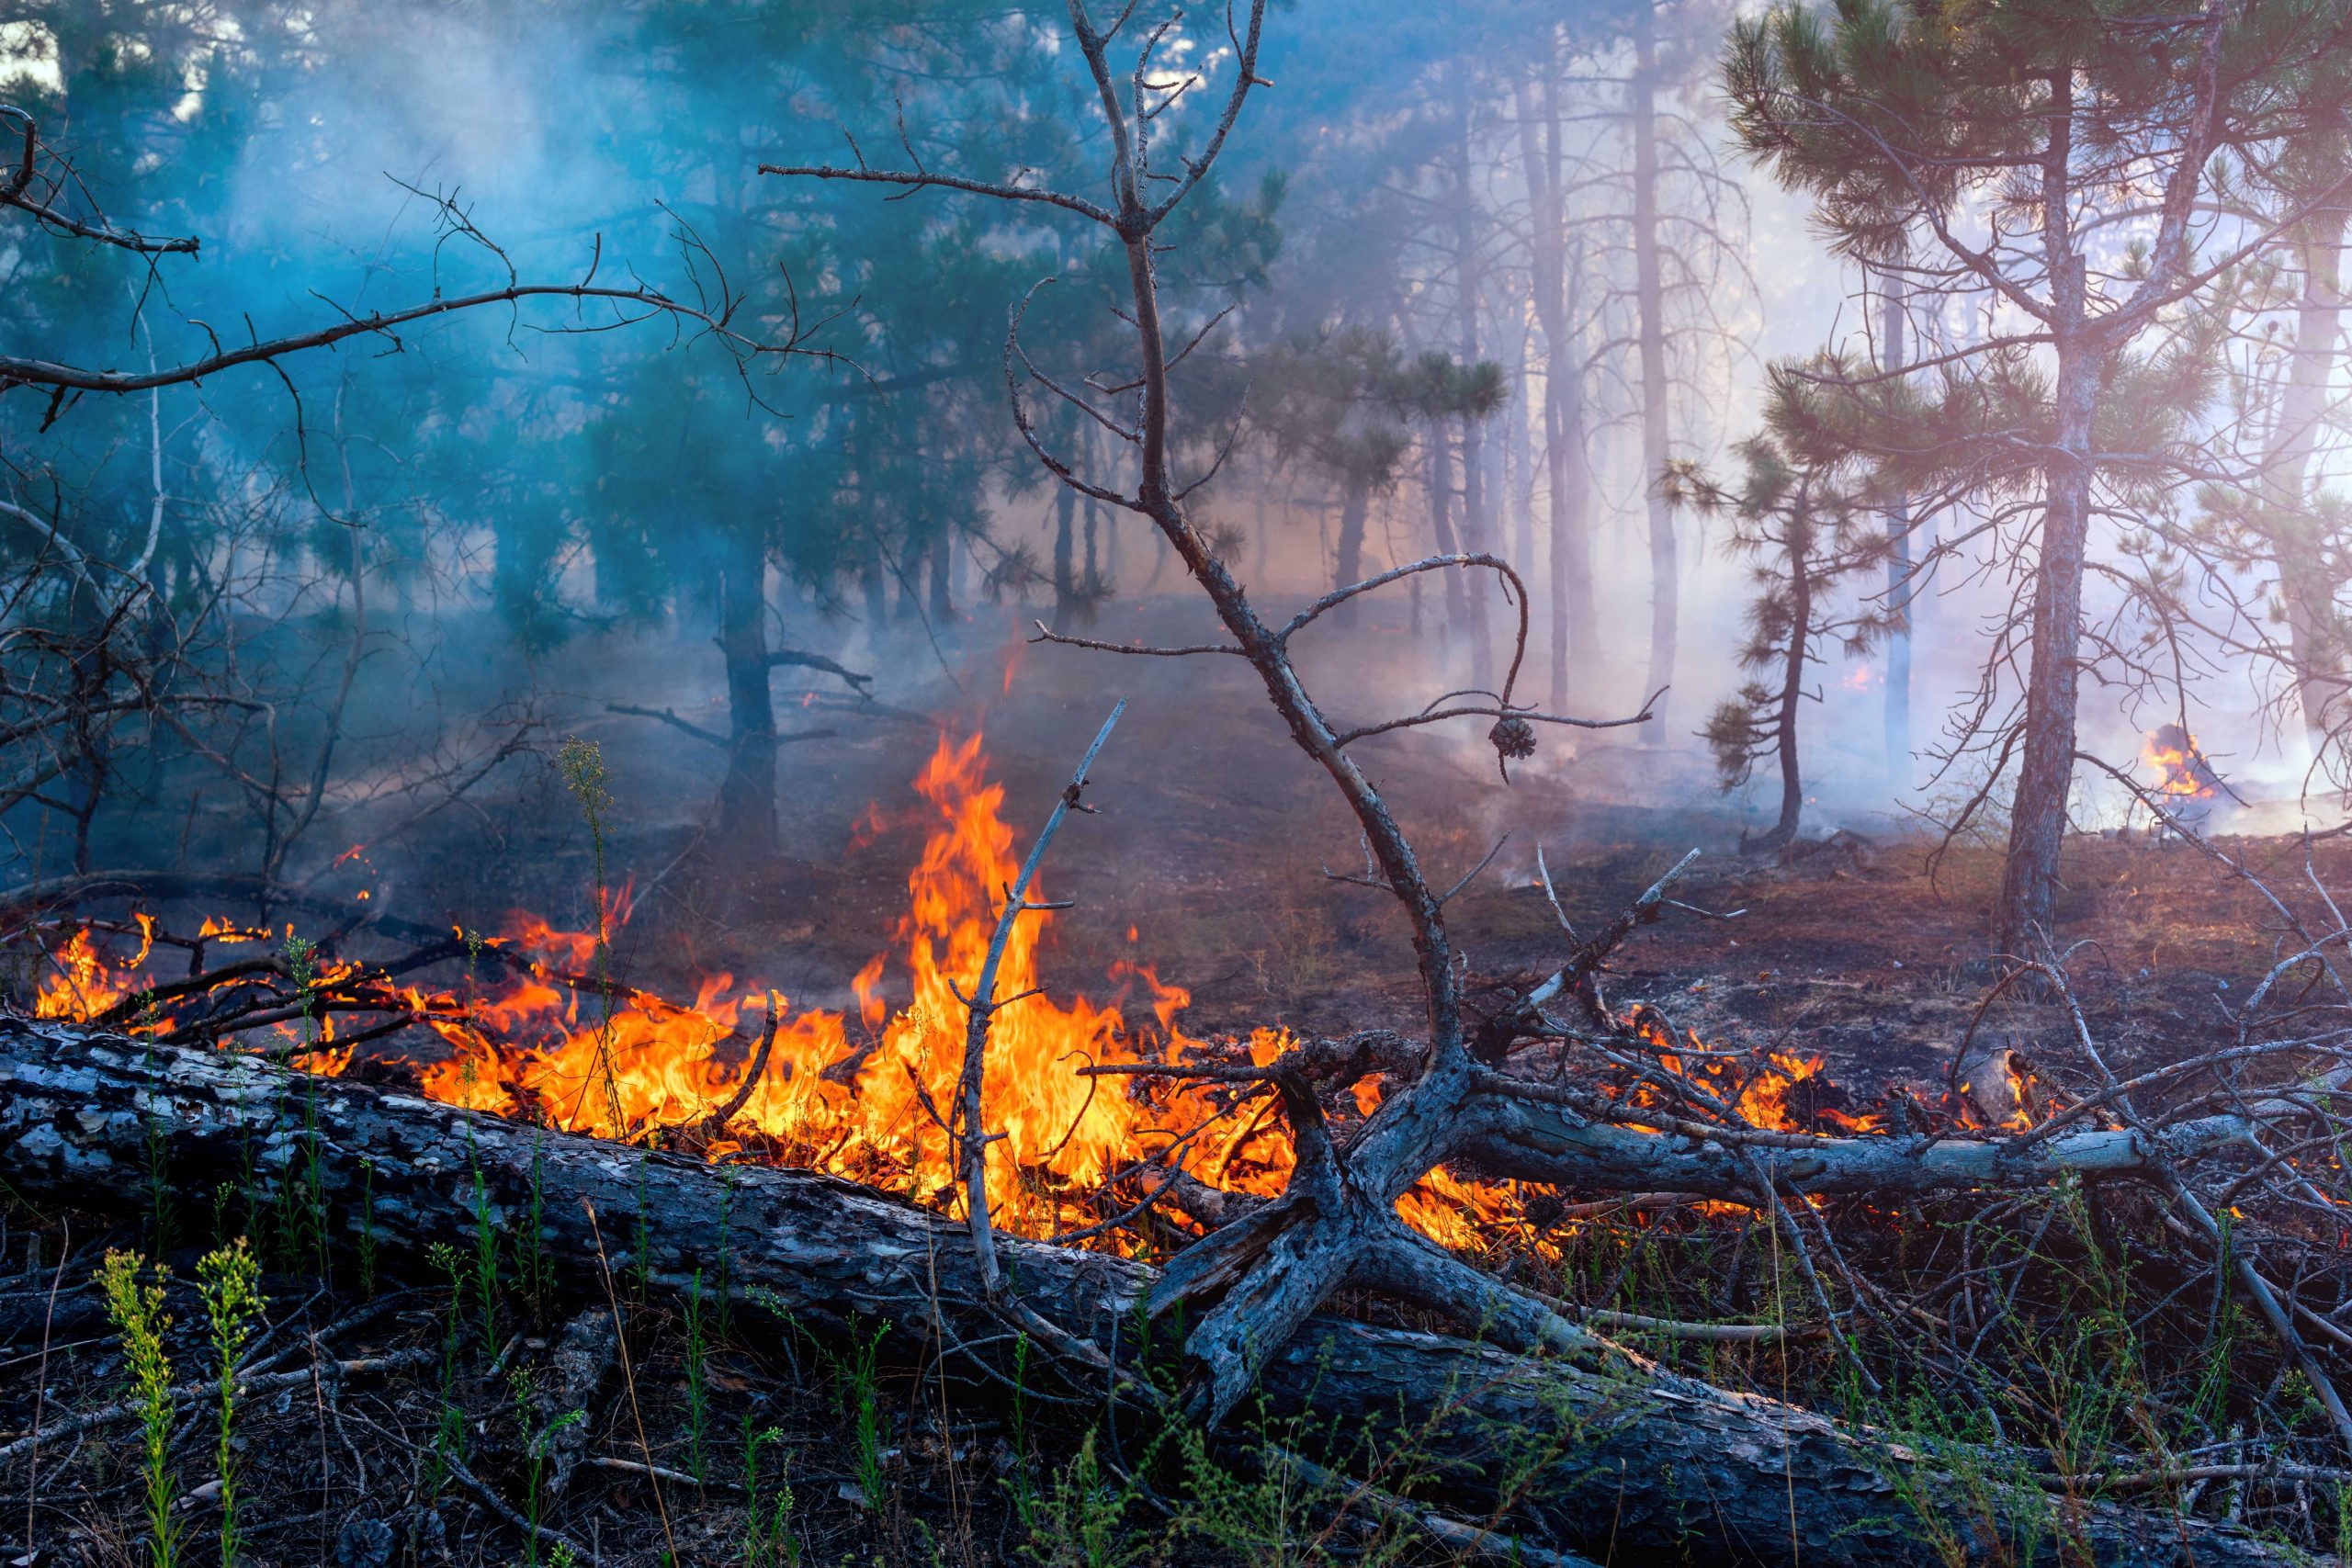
[1051,482,1079,632]
[2267,191,2350,749]
[1882,272,1915,789]
[1997,344,2097,952]
[1998,77,2100,955]
[1507,354,1535,574]
[1333,475,1372,625]
[1427,432,1470,647]
[1514,68,1600,701]
[1756,525,1812,854]
[716,527,778,859]
[928,526,955,625]
[1633,1,1676,728]
[1453,76,1495,694]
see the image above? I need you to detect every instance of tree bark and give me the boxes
[1633,1,1677,728]
[1052,480,1080,633]
[928,525,955,625]
[1996,344,2095,952]
[1426,430,1471,647]
[1881,270,1915,790]
[1514,66,1602,700]
[1332,474,1372,625]
[1453,73,1496,694]
[715,525,778,858]
[0,1021,2308,1568]
[1506,341,1535,576]
[2265,188,2350,749]
[1753,525,1811,854]
[1997,77,2095,955]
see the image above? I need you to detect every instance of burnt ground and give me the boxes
[5,594,2347,1565]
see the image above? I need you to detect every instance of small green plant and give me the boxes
[198,1238,266,1566]
[684,1268,711,1483]
[1023,1427,1146,1568]
[470,1156,501,1346]
[516,1130,553,1322]
[824,1321,890,1508]
[1009,1332,1035,1529]
[273,931,331,1278]
[452,1048,503,1344]
[426,1240,469,1491]
[356,1156,379,1298]
[138,1021,173,1256]
[97,1248,180,1568]
[741,1421,799,1566]
[510,1366,584,1567]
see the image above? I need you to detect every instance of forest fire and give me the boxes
[23,0,2352,1556]
[10,732,1952,1256]
[15,734,1600,1247]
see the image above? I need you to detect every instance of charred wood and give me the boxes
[0,1021,2310,1568]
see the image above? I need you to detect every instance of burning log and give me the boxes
[0,1020,2316,1568]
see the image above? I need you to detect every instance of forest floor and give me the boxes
[4,600,2343,1565]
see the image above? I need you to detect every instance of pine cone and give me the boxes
[1487,716,1536,780]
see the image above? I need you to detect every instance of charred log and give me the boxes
[0,1021,2309,1568]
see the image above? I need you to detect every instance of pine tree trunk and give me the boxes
[1084,490,1102,591]
[1453,77,1495,694]
[1633,1,1676,728]
[1882,273,1915,789]
[1514,69,1601,695]
[716,527,778,859]
[1758,534,1812,854]
[863,538,889,625]
[1997,345,2098,952]
[1459,415,1496,692]
[1507,352,1535,575]
[1997,81,2099,956]
[2267,195,2350,749]
[1333,476,1372,626]
[928,526,955,625]
[1052,483,1079,633]
[1427,433,1470,646]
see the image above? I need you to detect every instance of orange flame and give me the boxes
[2143,726,2218,800]
[24,732,1943,1255]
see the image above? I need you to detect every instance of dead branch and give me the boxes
[952,698,1126,1295]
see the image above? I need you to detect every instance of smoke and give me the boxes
[6,0,2341,892]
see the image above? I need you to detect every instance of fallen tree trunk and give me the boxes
[0,1021,2312,1567]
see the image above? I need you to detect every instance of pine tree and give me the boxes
[1724,0,2346,952]
[1668,422,1894,853]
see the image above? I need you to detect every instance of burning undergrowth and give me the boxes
[6,731,2044,1265]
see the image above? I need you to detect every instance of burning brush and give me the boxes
[6,732,2066,1264]
[2141,723,2222,835]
